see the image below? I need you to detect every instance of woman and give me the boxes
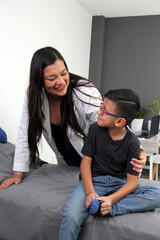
[0,47,146,189]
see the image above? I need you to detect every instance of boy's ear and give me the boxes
[115,118,126,127]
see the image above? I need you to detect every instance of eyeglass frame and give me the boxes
[99,102,121,118]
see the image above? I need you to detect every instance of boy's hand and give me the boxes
[97,196,112,215]
[85,192,99,208]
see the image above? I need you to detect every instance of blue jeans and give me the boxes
[59,175,160,240]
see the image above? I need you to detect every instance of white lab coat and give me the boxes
[13,83,102,172]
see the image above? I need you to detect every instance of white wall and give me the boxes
[0,0,92,163]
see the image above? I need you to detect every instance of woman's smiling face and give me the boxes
[43,59,70,98]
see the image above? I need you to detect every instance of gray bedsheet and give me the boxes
[0,142,160,240]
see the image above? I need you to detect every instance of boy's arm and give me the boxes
[80,155,99,208]
[98,174,138,216]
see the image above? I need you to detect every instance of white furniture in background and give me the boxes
[138,133,160,180]
[131,118,144,132]
[152,155,160,181]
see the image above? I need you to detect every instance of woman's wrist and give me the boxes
[13,171,23,176]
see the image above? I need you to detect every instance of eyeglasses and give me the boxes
[99,102,120,118]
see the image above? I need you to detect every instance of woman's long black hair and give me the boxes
[28,47,101,166]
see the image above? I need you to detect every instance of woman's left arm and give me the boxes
[131,149,147,178]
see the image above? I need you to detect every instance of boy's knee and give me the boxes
[64,210,77,224]
[62,203,89,227]
[150,187,160,207]
[62,209,84,229]
[155,188,160,201]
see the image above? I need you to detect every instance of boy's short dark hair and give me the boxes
[104,89,140,125]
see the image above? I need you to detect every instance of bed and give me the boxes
[0,142,160,240]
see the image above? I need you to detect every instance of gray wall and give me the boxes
[89,15,160,128]
[89,16,105,90]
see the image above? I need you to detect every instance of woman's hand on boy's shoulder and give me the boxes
[131,150,146,178]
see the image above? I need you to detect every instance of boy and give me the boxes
[59,89,160,240]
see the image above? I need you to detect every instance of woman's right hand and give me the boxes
[0,173,23,190]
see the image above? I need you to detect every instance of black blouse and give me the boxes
[51,123,82,166]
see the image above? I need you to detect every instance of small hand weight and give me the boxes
[89,199,100,215]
